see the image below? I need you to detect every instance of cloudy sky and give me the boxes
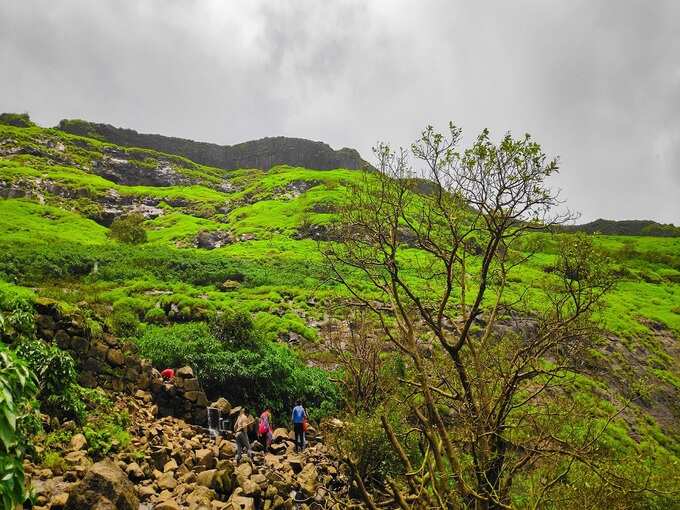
[1,1,678,223]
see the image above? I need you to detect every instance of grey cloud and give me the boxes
[0,0,678,222]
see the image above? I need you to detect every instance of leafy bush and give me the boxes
[329,409,415,484]
[136,322,338,419]
[0,285,35,342]
[110,308,140,337]
[209,309,257,349]
[42,451,67,474]
[82,411,131,458]
[144,307,166,324]
[109,213,147,244]
[0,344,38,508]
[135,322,221,369]
[15,339,87,422]
[0,112,34,128]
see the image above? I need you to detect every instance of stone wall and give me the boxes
[35,299,209,425]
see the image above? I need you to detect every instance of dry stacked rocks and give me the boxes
[29,392,353,510]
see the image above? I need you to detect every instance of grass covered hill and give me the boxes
[1,114,679,507]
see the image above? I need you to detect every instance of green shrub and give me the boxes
[329,409,414,484]
[109,213,147,244]
[42,451,67,474]
[0,286,35,342]
[135,322,338,420]
[83,423,131,458]
[135,322,221,369]
[144,307,166,324]
[82,410,131,458]
[110,308,140,337]
[14,339,86,423]
[209,309,257,349]
[0,344,38,508]
[0,113,34,128]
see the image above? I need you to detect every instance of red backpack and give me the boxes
[258,412,270,435]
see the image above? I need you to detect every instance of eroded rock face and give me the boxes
[194,230,234,249]
[91,148,195,187]
[57,119,374,171]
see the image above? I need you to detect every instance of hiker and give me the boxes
[258,408,273,452]
[234,407,254,463]
[292,400,308,452]
[160,368,175,381]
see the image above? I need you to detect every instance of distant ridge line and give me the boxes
[56,118,374,172]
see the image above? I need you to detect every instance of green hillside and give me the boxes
[1,118,679,508]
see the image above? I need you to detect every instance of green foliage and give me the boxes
[82,410,131,458]
[209,309,257,349]
[42,451,67,474]
[135,322,220,369]
[0,112,34,128]
[110,308,140,337]
[82,422,131,458]
[136,322,338,419]
[0,344,38,508]
[0,283,35,342]
[329,410,415,483]
[15,339,86,423]
[109,213,147,244]
[144,307,166,324]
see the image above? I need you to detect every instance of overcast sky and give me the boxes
[1,1,678,223]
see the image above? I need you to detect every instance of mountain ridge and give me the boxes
[563,218,680,237]
[56,118,374,172]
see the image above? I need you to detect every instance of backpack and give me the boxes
[258,413,269,435]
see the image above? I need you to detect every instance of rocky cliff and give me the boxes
[57,119,374,172]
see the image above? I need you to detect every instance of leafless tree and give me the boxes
[325,309,386,414]
[322,124,639,509]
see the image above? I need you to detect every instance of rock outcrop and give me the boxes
[35,299,210,425]
[57,119,374,171]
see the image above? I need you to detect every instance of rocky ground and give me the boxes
[27,391,352,510]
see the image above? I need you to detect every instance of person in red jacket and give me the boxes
[160,368,175,381]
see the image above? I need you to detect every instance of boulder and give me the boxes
[297,463,318,496]
[154,500,181,510]
[106,348,124,366]
[50,492,69,509]
[272,428,289,442]
[163,458,178,472]
[196,468,217,488]
[176,366,194,379]
[65,460,139,510]
[269,442,286,455]
[219,440,236,458]
[211,397,231,414]
[157,471,178,490]
[236,463,252,479]
[196,447,216,469]
[125,461,144,481]
[69,433,87,451]
[287,457,303,474]
[229,494,255,510]
[238,476,261,497]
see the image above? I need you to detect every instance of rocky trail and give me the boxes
[27,389,352,510]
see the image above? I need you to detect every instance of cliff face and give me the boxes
[57,119,373,171]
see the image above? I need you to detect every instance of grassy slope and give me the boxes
[1,121,679,466]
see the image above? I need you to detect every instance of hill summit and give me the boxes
[56,118,374,172]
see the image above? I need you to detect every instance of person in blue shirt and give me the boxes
[291,400,308,452]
